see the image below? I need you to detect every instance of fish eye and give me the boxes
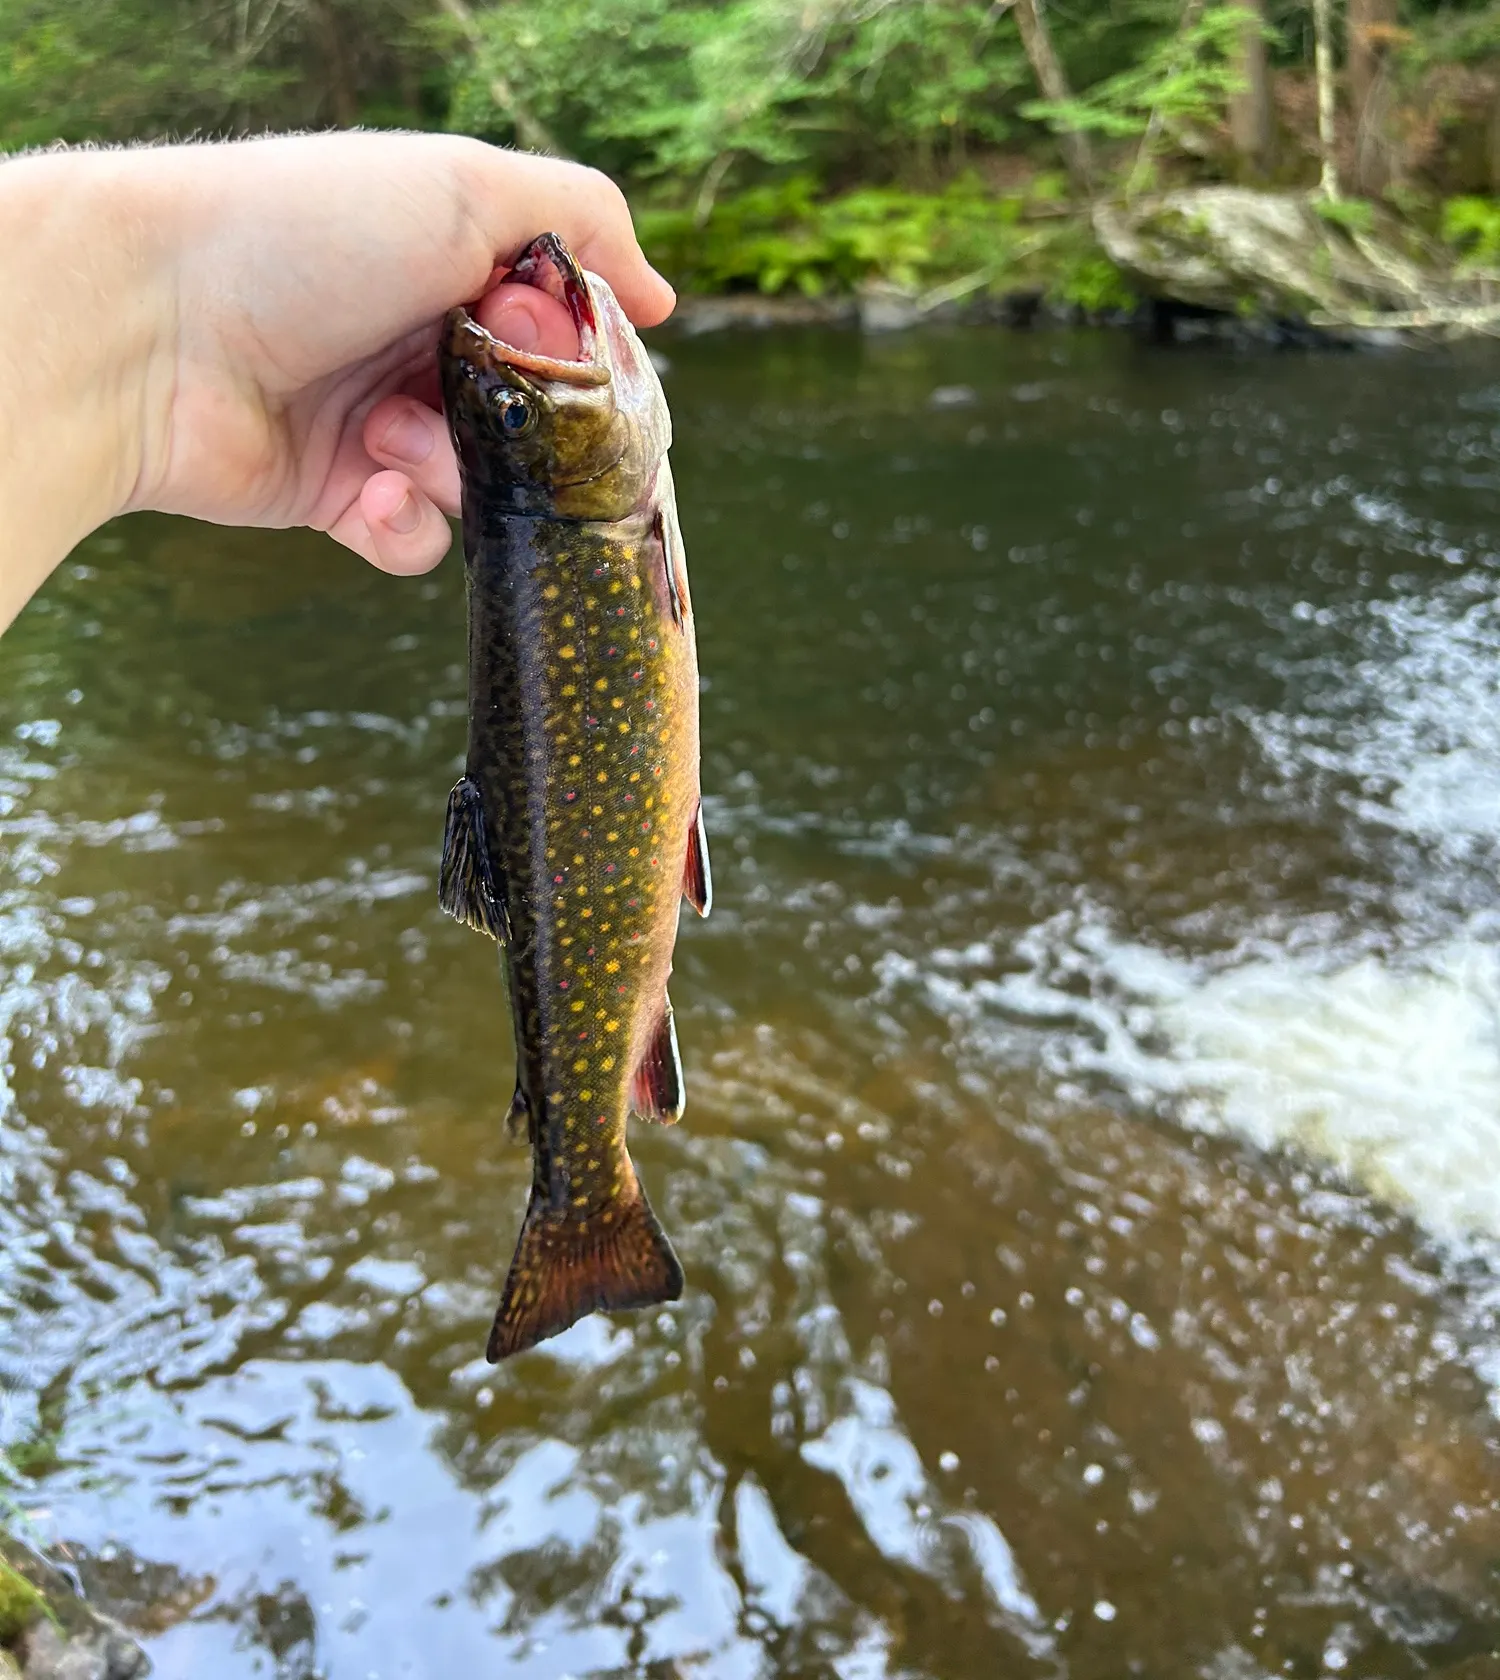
[489,388,536,437]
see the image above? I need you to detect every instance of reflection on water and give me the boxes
[5,328,1500,1677]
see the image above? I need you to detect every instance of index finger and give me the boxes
[456,146,676,329]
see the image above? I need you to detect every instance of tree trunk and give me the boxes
[434,0,567,157]
[1348,0,1396,194]
[1228,0,1274,179]
[1013,0,1095,195]
[310,0,358,128]
[1312,0,1340,198]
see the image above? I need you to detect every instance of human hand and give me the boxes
[0,133,673,625]
[131,132,674,572]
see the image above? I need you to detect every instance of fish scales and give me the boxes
[437,234,709,1362]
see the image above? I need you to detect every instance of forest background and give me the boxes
[2,0,1500,313]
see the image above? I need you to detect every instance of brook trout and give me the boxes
[438,233,710,1362]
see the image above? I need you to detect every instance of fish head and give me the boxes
[440,232,670,522]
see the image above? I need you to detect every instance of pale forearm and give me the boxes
[0,150,173,629]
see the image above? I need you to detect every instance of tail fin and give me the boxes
[487,1164,683,1361]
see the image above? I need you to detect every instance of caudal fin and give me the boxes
[487,1165,683,1361]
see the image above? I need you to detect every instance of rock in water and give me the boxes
[1093,187,1472,329]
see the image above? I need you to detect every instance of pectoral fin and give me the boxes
[683,801,712,917]
[439,776,509,941]
[630,999,685,1124]
[505,1083,529,1141]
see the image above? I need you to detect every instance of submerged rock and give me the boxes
[1094,186,1485,338]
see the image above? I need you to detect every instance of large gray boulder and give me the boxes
[1093,186,1478,329]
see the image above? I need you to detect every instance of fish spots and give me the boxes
[562,613,576,628]
[569,755,581,767]
[544,584,561,599]
[565,791,577,802]
[573,1058,589,1073]
[601,1055,616,1071]
[560,645,577,660]
[605,1019,620,1033]
[559,979,570,990]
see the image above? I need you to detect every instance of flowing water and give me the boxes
[5,327,1500,1680]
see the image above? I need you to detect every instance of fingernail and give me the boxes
[379,411,434,466]
[491,300,541,352]
[386,491,421,535]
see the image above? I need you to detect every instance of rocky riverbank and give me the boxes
[657,186,1500,351]
[0,1549,149,1680]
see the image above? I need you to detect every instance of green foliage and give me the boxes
[0,0,438,149]
[639,177,1034,296]
[1442,195,1500,266]
[0,1560,43,1645]
[1024,4,1253,143]
[450,0,1029,192]
[1315,197,1379,235]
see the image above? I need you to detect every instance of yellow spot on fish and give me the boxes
[610,581,623,593]
[580,1089,592,1101]
[573,1058,589,1073]
[593,804,603,816]
[605,1019,619,1033]
[630,628,640,640]
[562,613,576,628]
[573,853,584,865]
[571,1000,585,1013]
[587,1157,600,1169]
[618,721,630,732]
[569,755,582,767]
[601,1055,616,1071]
[595,678,608,692]
[544,584,560,600]
[597,771,608,783]
[629,772,641,783]
[561,684,577,697]
[606,830,618,841]
[611,698,624,710]
[605,960,620,974]
[629,846,639,858]
[576,884,587,896]
[572,1194,588,1207]
[560,645,576,660]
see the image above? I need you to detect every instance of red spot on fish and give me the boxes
[607,646,618,656]
[586,715,599,727]
[645,700,655,711]
[641,821,650,832]
[597,1114,608,1124]
[650,857,658,867]
[565,791,577,802]
[615,607,626,616]
[627,898,639,908]
[631,670,643,681]
[559,980,569,990]
[652,767,662,778]
[630,744,641,756]
[647,638,658,650]
[578,1030,588,1040]
[553,874,564,884]
[593,567,606,577]
[604,863,616,873]
[586,946,595,956]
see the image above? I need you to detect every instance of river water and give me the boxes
[4,326,1500,1679]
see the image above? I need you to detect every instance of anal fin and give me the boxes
[487,1161,683,1361]
[683,801,712,918]
[630,999,685,1124]
[439,776,509,941]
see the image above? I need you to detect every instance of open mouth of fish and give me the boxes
[451,233,611,388]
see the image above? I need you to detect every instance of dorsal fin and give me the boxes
[630,1000,685,1124]
[683,801,711,917]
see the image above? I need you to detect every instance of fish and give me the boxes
[437,232,711,1363]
